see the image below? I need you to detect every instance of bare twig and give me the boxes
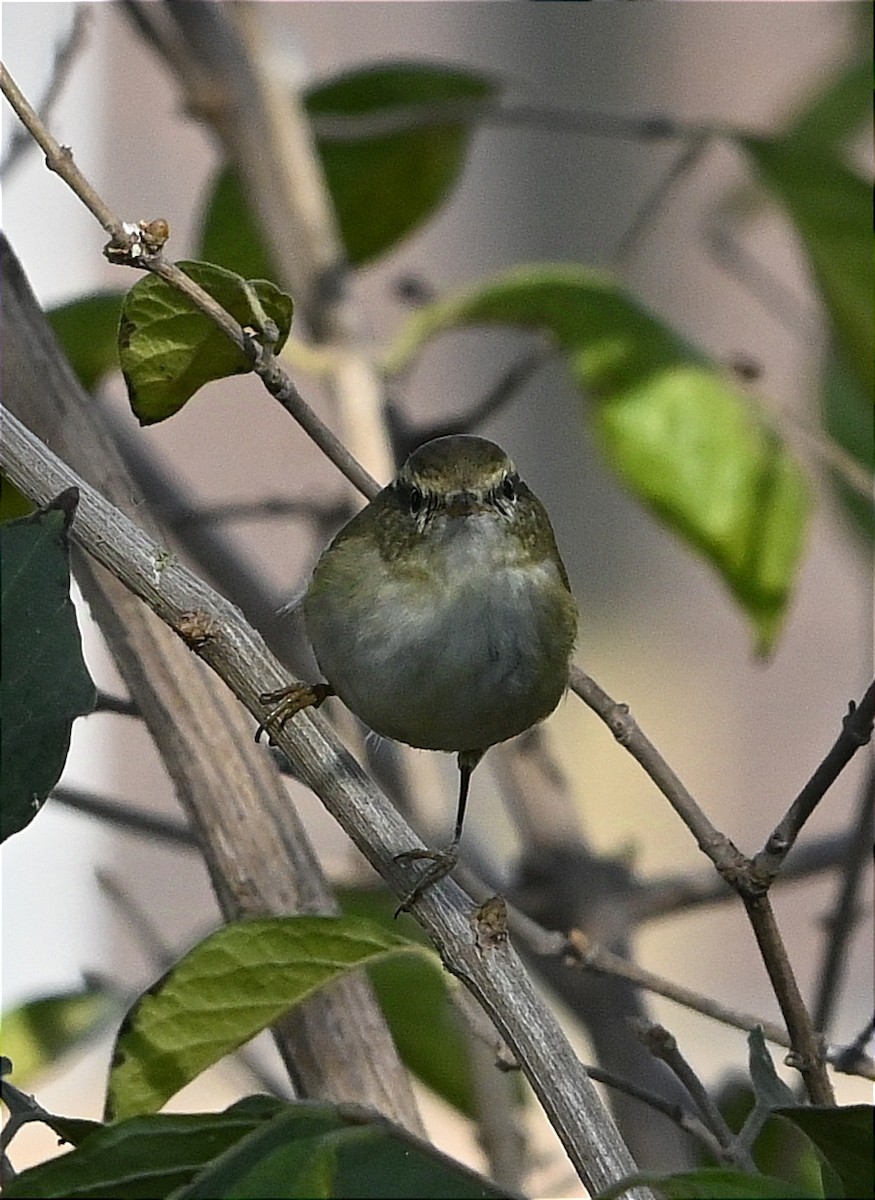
[580,1063,726,1163]
[0,57,380,505]
[569,666,748,879]
[52,786,195,847]
[569,663,866,1103]
[811,762,874,1034]
[554,924,794,1055]
[0,7,90,177]
[633,1022,755,1171]
[0,60,130,248]
[753,683,875,885]
[636,831,862,921]
[741,894,835,1105]
[93,689,140,717]
[306,98,713,146]
[611,132,711,265]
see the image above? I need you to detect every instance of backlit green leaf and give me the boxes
[106,916,429,1122]
[1,984,120,1085]
[776,1105,873,1200]
[741,137,873,400]
[387,265,810,652]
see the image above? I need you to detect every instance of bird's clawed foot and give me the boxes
[255,682,333,742]
[393,844,459,915]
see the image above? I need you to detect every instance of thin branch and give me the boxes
[406,347,555,451]
[569,666,748,879]
[611,132,711,266]
[1,410,649,1199]
[741,894,835,1105]
[0,57,380,504]
[580,1063,727,1164]
[637,831,862,921]
[0,60,130,248]
[633,1022,755,1171]
[52,786,196,847]
[569,664,866,1103]
[555,923,795,1055]
[753,683,875,885]
[488,872,875,1082]
[830,1014,875,1077]
[0,7,90,177]
[811,762,874,1034]
[307,98,713,146]
[93,689,140,717]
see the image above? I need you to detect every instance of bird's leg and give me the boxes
[394,748,484,914]
[255,682,334,743]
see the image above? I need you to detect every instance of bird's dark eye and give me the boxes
[408,486,424,514]
[501,474,517,501]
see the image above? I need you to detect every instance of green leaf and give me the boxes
[196,169,279,284]
[340,888,477,1117]
[595,1167,823,1200]
[169,1101,518,1200]
[47,292,125,392]
[821,353,874,543]
[0,476,33,523]
[387,265,810,652]
[2,1106,279,1199]
[118,261,293,425]
[740,136,873,400]
[1,984,121,1085]
[198,62,496,273]
[310,62,496,266]
[782,59,872,154]
[776,1105,874,1200]
[106,916,430,1122]
[0,491,96,841]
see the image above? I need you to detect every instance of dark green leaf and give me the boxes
[782,59,872,155]
[776,1105,874,1200]
[170,1101,518,1199]
[47,292,125,392]
[741,137,873,400]
[595,1167,822,1200]
[118,261,293,425]
[106,916,430,1121]
[2,1107,278,1199]
[0,476,33,522]
[198,62,496,273]
[2,983,121,1085]
[196,169,279,284]
[310,62,496,266]
[0,491,96,841]
[821,353,874,543]
[388,265,810,652]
